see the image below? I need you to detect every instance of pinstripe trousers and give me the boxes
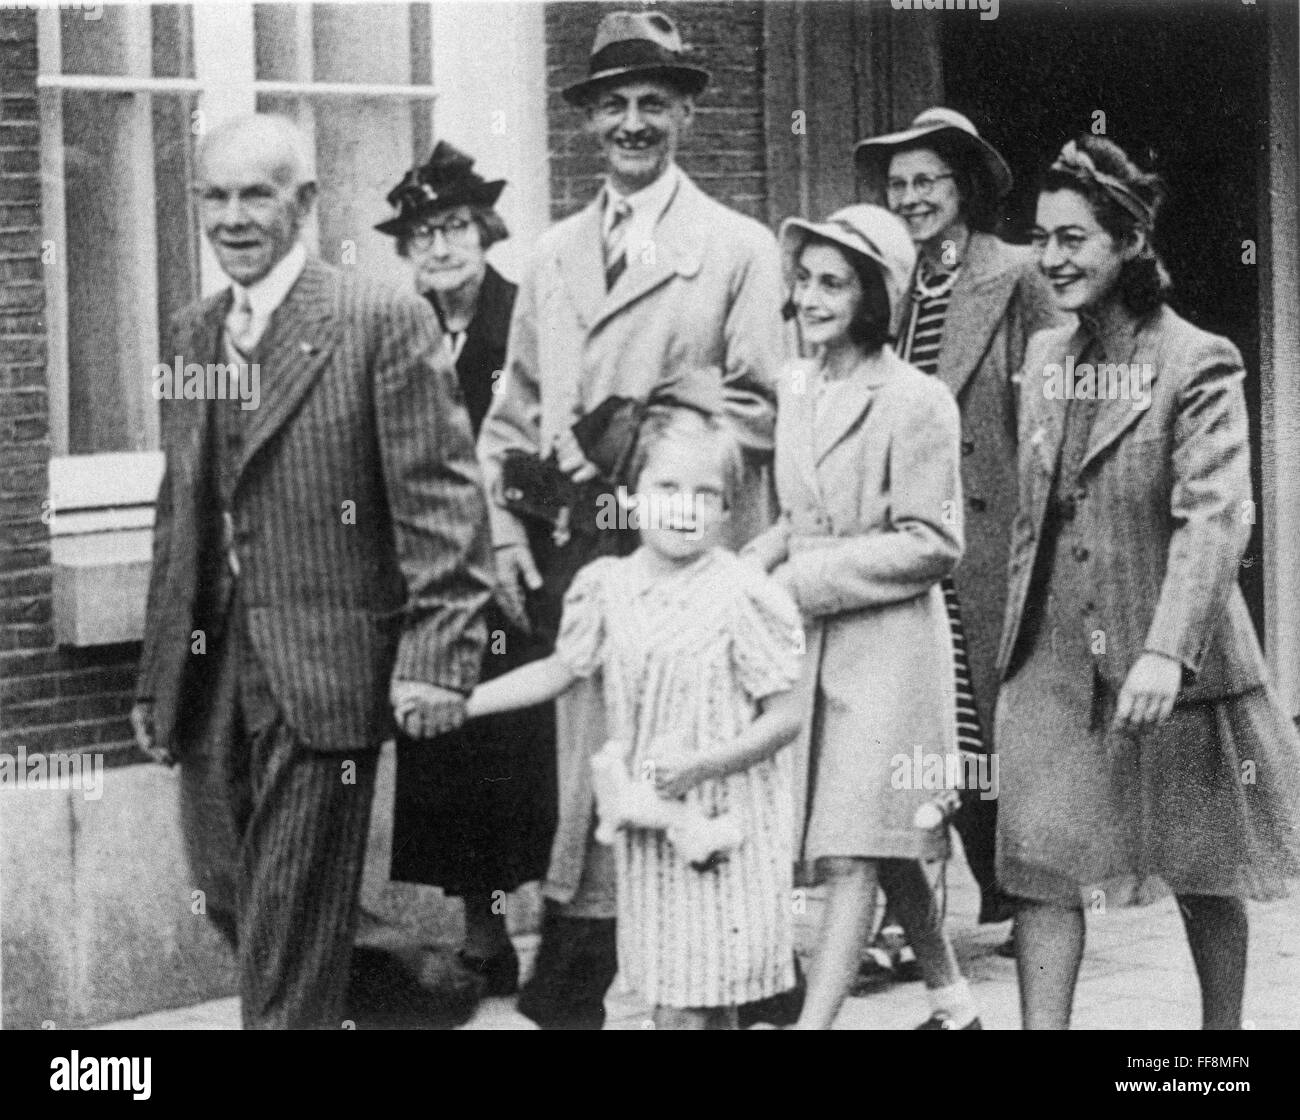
[179,591,379,1030]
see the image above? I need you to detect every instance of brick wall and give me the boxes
[0,9,138,769]
[545,2,769,224]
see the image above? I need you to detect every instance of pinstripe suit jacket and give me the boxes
[998,305,1266,703]
[137,256,495,755]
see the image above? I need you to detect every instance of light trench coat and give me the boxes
[479,169,785,906]
[746,347,965,862]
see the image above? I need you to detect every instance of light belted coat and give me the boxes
[998,305,1266,700]
[479,169,785,905]
[746,349,965,860]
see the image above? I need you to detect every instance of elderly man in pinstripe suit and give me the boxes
[130,115,494,1029]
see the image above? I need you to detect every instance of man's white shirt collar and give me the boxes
[230,241,307,327]
[602,164,680,269]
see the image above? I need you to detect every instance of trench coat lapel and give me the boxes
[935,233,1020,401]
[235,257,337,482]
[1077,313,1159,474]
[590,173,703,334]
[554,197,608,331]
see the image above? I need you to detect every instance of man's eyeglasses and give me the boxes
[408,215,476,249]
[885,173,956,200]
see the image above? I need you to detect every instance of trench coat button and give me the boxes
[968,496,987,513]
[1072,544,1090,562]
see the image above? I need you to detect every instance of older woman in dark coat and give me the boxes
[852,108,1062,980]
[376,143,555,994]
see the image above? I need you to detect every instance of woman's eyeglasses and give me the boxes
[885,172,955,200]
[408,215,475,249]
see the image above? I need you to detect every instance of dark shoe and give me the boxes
[916,1012,983,1030]
[995,935,1017,959]
[348,945,481,1029]
[516,906,618,1030]
[458,945,520,997]
[738,954,805,1028]
[893,943,923,984]
[849,946,896,995]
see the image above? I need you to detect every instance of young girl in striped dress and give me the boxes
[468,404,804,1029]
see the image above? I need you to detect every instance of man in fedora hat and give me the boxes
[479,9,785,1029]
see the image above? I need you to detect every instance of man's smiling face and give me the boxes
[197,133,315,287]
[585,77,693,195]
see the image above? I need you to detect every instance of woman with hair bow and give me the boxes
[998,134,1300,1029]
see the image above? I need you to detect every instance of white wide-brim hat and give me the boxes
[854,106,1014,203]
[779,204,918,335]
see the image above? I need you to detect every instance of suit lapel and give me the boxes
[555,197,608,331]
[1077,313,1158,474]
[590,173,702,335]
[236,257,337,481]
[169,295,227,481]
[935,233,1020,401]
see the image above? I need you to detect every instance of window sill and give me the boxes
[52,531,152,648]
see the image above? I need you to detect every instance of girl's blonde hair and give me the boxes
[628,405,743,511]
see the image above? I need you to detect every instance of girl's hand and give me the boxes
[1113,652,1183,734]
[647,733,711,799]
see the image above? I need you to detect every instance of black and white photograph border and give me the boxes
[1,0,1298,1036]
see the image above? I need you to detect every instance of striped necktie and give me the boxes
[604,199,631,291]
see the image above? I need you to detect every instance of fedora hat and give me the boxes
[375,140,505,237]
[562,10,710,106]
[854,107,1013,202]
[779,205,918,334]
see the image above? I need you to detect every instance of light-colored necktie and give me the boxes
[448,331,467,364]
[226,287,258,359]
[604,199,631,291]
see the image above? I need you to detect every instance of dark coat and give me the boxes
[137,257,495,754]
[391,264,556,894]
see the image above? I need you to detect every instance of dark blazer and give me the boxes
[434,264,516,435]
[999,305,1266,703]
[928,232,1062,737]
[138,256,495,754]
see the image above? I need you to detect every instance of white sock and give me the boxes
[927,979,978,1027]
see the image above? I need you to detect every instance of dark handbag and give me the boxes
[499,448,637,643]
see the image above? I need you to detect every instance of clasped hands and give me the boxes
[390,679,468,739]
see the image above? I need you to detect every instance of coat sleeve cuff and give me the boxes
[392,623,485,695]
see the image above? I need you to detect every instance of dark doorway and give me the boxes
[940,0,1268,637]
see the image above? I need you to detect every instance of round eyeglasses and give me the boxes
[885,172,956,200]
[408,215,476,249]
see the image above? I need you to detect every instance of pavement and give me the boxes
[94,849,1299,1031]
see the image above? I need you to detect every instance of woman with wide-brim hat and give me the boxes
[997,134,1300,1029]
[743,204,982,1030]
[375,141,556,999]
[851,108,1063,982]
